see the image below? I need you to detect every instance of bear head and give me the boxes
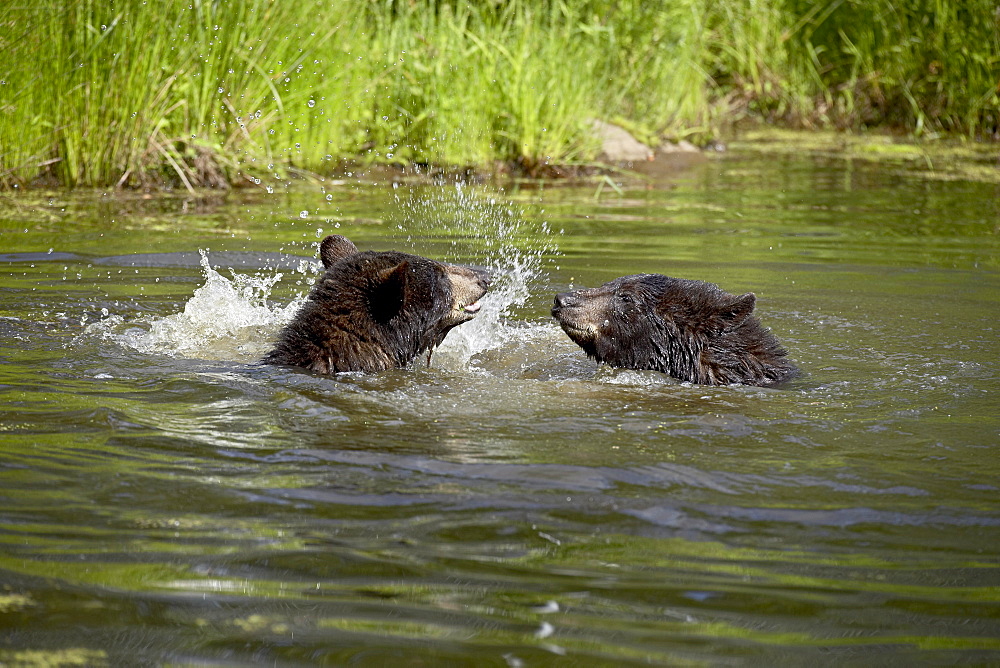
[264,234,490,374]
[552,274,796,386]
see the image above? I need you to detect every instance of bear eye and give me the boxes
[617,292,636,305]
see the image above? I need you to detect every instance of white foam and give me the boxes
[84,251,308,361]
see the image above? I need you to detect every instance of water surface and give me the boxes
[2,153,999,665]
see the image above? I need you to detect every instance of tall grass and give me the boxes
[707,0,1000,135]
[1,0,997,188]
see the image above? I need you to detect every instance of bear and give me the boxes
[264,234,490,374]
[551,274,797,386]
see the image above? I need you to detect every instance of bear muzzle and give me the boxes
[551,290,601,341]
[446,265,491,323]
[553,291,583,311]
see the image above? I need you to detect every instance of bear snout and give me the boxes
[473,268,492,295]
[467,265,493,287]
[552,291,582,312]
[467,266,492,299]
[444,265,492,322]
[451,264,491,287]
[551,290,601,343]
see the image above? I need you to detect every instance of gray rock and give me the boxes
[659,139,701,154]
[590,119,654,163]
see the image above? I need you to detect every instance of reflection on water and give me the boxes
[2,154,999,664]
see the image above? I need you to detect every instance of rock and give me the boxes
[659,139,701,154]
[589,120,654,163]
[589,120,708,175]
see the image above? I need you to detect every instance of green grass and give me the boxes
[1,0,997,188]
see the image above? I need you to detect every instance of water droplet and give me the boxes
[299,211,309,219]
[307,99,316,108]
[325,194,332,201]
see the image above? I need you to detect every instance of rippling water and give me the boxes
[2,153,999,665]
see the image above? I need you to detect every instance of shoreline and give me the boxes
[3,126,998,194]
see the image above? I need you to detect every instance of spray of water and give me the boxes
[84,251,309,362]
[85,183,560,372]
[394,182,561,369]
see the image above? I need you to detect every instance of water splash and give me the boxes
[84,251,308,361]
[396,182,560,368]
[85,184,558,372]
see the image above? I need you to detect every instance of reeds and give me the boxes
[1,0,997,188]
[708,0,1000,135]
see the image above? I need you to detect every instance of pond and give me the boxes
[1,150,999,665]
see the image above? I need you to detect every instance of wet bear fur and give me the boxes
[264,235,490,374]
[552,274,797,386]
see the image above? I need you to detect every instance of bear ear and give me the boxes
[369,260,409,322]
[715,292,756,331]
[320,234,359,269]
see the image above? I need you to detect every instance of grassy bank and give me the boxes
[1,0,997,189]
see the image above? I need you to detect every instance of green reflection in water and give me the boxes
[1,151,999,663]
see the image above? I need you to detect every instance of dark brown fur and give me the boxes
[552,274,797,386]
[264,235,490,374]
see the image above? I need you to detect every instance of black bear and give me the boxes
[264,235,490,374]
[552,274,797,386]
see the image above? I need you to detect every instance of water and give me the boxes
[1,153,999,665]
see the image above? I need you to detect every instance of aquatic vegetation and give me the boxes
[730,128,1000,183]
[0,0,997,188]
